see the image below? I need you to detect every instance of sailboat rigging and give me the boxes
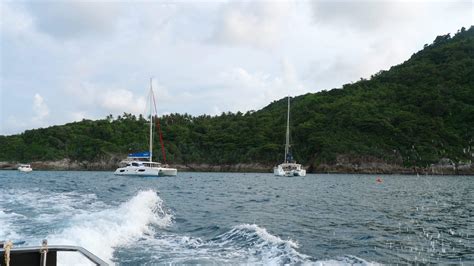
[273,96,306,177]
[114,79,178,177]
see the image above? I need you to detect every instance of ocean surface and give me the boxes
[0,171,472,265]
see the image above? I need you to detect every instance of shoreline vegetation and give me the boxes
[1,27,473,174]
[1,159,472,175]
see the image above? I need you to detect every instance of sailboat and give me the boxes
[273,96,306,177]
[114,79,177,177]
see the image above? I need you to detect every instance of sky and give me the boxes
[0,0,472,135]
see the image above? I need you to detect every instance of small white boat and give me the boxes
[17,164,33,173]
[114,79,177,177]
[273,96,306,177]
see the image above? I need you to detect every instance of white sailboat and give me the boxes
[114,79,177,177]
[273,96,306,177]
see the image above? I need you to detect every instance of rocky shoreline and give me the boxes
[1,157,472,175]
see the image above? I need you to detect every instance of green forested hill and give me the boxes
[1,27,473,171]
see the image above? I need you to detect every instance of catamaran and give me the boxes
[114,79,177,177]
[273,96,306,177]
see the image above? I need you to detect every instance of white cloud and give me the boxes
[310,0,472,34]
[310,1,405,31]
[63,80,148,115]
[100,89,146,114]
[212,2,292,48]
[1,1,472,135]
[0,2,35,37]
[2,116,28,135]
[211,60,306,112]
[32,93,49,121]
[26,2,123,39]
[70,111,87,122]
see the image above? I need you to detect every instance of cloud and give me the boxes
[70,111,87,122]
[1,1,472,135]
[0,2,35,37]
[211,60,306,112]
[310,1,403,31]
[212,2,292,48]
[26,2,122,39]
[63,80,148,115]
[32,93,49,121]
[310,0,472,33]
[100,89,147,114]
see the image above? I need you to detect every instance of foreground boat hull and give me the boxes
[0,244,107,266]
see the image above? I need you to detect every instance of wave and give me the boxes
[124,223,310,264]
[47,190,172,265]
[1,188,378,265]
[119,223,380,265]
[214,223,309,264]
[315,255,380,265]
[0,210,23,241]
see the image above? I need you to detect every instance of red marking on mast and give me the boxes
[151,89,167,164]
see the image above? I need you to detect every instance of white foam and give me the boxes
[218,223,308,264]
[1,188,379,265]
[0,209,23,240]
[0,189,104,221]
[232,223,299,247]
[47,190,172,265]
[132,223,311,264]
[314,255,381,265]
[135,223,380,265]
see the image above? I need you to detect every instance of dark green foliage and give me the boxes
[1,27,473,168]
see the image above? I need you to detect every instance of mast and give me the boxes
[150,84,167,164]
[284,95,290,163]
[149,78,153,162]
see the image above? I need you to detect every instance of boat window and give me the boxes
[138,169,145,172]
[132,162,139,167]
[120,170,125,172]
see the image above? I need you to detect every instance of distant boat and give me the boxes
[18,164,32,172]
[273,96,306,177]
[114,79,177,177]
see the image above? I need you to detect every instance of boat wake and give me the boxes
[115,222,310,264]
[117,221,377,265]
[0,210,23,241]
[213,223,308,264]
[1,188,377,265]
[48,190,172,264]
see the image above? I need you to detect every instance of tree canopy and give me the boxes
[1,27,473,170]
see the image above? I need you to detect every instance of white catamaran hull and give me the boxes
[273,165,306,177]
[114,166,177,176]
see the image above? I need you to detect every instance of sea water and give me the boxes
[0,171,472,265]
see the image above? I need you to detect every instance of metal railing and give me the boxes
[1,245,108,266]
